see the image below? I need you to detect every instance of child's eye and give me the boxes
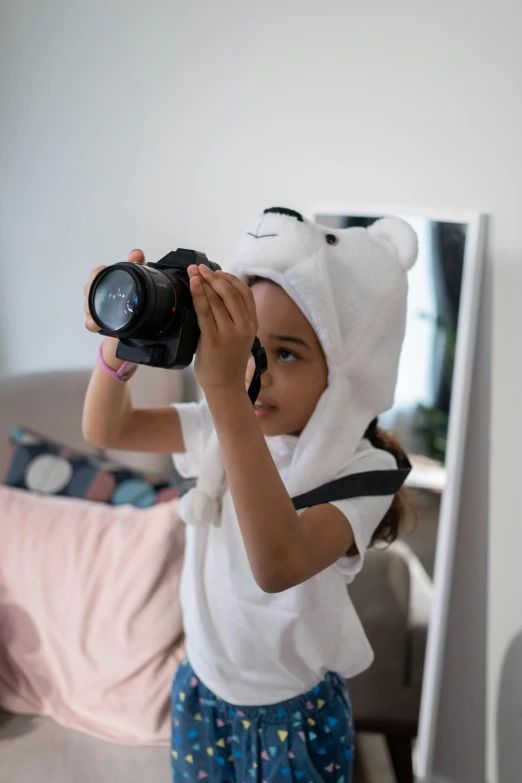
[278,349,299,363]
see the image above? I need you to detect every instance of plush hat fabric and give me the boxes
[179,207,418,527]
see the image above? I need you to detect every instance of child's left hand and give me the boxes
[188,264,258,397]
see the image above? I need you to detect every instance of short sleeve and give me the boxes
[331,443,398,581]
[172,400,214,478]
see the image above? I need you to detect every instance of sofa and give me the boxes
[0,367,431,783]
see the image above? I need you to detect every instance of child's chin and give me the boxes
[258,417,289,438]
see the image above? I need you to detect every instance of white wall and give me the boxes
[1,1,520,781]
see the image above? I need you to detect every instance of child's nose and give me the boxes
[260,367,273,387]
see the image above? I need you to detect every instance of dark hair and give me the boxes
[247,276,409,545]
[363,418,410,546]
[247,275,267,287]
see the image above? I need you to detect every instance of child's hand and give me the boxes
[84,249,145,332]
[188,264,258,396]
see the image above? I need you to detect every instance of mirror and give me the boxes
[310,204,486,783]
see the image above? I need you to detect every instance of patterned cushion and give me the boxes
[1,427,195,508]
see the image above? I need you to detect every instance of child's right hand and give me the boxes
[82,244,186,454]
[83,249,146,333]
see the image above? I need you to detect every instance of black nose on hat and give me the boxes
[263,207,304,222]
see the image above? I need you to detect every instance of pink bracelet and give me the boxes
[97,343,138,383]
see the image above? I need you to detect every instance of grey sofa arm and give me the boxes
[0,366,196,480]
[394,541,432,694]
[347,541,433,731]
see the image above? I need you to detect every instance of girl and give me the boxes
[83,206,417,782]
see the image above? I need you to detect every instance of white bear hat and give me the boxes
[180,207,418,527]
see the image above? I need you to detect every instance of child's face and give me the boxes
[246,281,328,437]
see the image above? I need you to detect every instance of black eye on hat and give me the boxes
[325,234,339,245]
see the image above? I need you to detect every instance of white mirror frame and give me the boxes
[309,203,487,783]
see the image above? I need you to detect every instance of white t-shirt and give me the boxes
[173,400,396,705]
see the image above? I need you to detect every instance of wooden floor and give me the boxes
[0,710,414,783]
[354,734,397,783]
[1,712,408,783]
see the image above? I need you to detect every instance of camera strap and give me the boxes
[247,337,268,405]
[291,453,412,509]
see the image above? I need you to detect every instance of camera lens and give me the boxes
[93,269,140,331]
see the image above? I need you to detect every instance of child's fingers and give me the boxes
[84,265,106,297]
[215,272,258,327]
[196,270,233,331]
[84,294,100,331]
[189,275,218,334]
[85,316,101,333]
[84,265,106,333]
[127,249,145,264]
[199,266,250,327]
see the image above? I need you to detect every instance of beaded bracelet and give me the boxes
[97,343,138,383]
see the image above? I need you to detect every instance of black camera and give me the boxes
[89,249,268,402]
[88,249,221,369]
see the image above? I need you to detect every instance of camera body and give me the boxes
[89,249,220,370]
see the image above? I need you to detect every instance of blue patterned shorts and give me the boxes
[171,659,354,782]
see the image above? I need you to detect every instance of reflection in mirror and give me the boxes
[312,207,483,783]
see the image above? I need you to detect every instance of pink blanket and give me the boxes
[0,486,185,745]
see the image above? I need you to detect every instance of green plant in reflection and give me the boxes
[415,313,457,462]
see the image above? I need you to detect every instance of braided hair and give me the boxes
[363,418,409,545]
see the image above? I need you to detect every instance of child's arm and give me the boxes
[82,251,185,455]
[207,386,355,592]
[82,336,185,453]
[189,265,356,593]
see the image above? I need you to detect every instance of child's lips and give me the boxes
[254,400,278,418]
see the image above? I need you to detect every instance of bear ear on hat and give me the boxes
[368,217,418,271]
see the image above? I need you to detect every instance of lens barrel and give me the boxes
[89,262,189,339]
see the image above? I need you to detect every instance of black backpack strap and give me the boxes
[291,455,412,511]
